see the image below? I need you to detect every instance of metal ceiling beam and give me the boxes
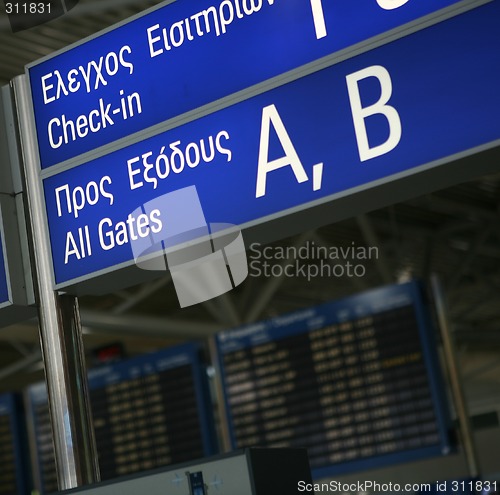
[356,213,393,284]
[237,274,259,314]
[112,276,172,315]
[447,223,495,292]
[312,232,368,291]
[0,350,41,382]
[451,291,499,320]
[66,0,163,16]
[243,230,315,324]
[454,330,500,345]
[7,338,33,357]
[80,310,224,339]
[408,194,499,221]
[201,299,226,324]
[213,293,241,327]
[421,236,435,280]
[0,0,162,31]
[201,294,240,327]
[464,357,500,381]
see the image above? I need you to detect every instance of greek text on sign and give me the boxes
[28,0,468,168]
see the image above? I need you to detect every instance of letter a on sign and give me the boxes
[255,104,308,198]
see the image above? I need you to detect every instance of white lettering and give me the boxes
[39,46,135,104]
[88,110,100,133]
[65,231,81,264]
[41,73,55,104]
[45,92,141,149]
[310,0,327,39]
[48,118,62,149]
[55,185,71,217]
[54,177,114,219]
[54,70,69,100]
[146,0,278,57]
[147,24,163,57]
[255,104,308,198]
[98,211,163,251]
[377,0,411,10]
[127,156,143,190]
[76,114,88,138]
[98,218,115,251]
[346,65,402,161]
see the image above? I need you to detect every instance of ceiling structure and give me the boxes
[0,0,499,414]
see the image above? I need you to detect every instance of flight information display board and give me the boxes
[27,343,215,494]
[214,281,452,479]
[0,393,29,495]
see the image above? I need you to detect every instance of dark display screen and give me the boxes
[215,281,451,478]
[0,394,27,495]
[27,343,215,493]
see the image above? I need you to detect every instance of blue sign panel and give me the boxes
[28,0,472,169]
[0,394,30,495]
[0,203,35,325]
[214,281,452,478]
[0,233,10,306]
[42,1,500,289]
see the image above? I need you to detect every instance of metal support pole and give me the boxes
[11,75,100,490]
[430,274,480,478]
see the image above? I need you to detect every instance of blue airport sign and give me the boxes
[42,1,500,291]
[0,198,36,328]
[0,197,35,325]
[0,233,9,307]
[28,0,473,169]
[0,88,35,325]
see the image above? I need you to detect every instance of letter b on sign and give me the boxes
[4,0,79,33]
[346,65,402,162]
